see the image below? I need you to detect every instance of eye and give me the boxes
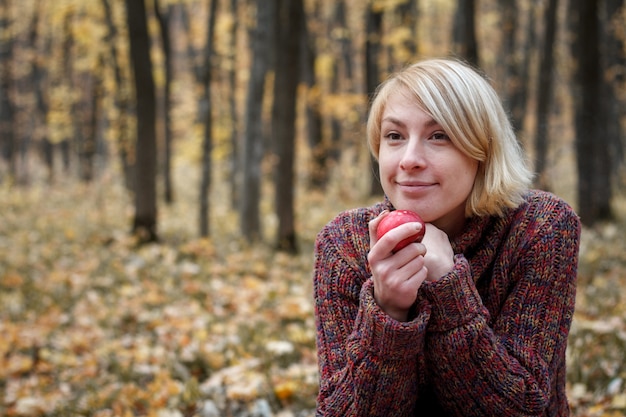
[384,132,404,141]
[430,131,450,141]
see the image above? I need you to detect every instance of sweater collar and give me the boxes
[450,214,493,255]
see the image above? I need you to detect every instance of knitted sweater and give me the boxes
[313,190,581,416]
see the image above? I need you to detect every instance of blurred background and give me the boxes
[0,0,625,416]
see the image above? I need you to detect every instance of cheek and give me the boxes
[377,149,395,176]
[467,159,480,181]
[456,161,479,194]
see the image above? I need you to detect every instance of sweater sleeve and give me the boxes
[313,213,431,416]
[417,197,580,416]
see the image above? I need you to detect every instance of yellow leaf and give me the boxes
[64,227,76,240]
[1,272,24,288]
[202,350,226,370]
[15,397,46,416]
[8,354,34,376]
[274,380,298,401]
[612,393,626,409]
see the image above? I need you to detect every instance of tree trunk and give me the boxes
[533,0,558,190]
[334,1,355,85]
[29,0,52,183]
[303,1,325,190]
[240,0,275,241]
[365,1,384,197]
[602,0,625,176]
[199,0,218,237]
[327,1,354,184]
[228,0,240,209]
[79,69,102,182]
[508,2,537,135]
[569,0,613,225]
[62,10,81,182]
[154,0,174,204]
[0,0,16,183]
[13,0,45,184]
[102,0,135,192]
[273,0,303,253]
[452,0,479,66]
[498,0,521,132]
[125,0,158,243]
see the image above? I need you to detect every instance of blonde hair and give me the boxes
[367,58,533,217]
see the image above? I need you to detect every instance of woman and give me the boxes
[313,58,581,416]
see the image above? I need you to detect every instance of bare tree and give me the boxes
[199,0,218,237]
[497,0,529,133]
[272,0,303,253]
[365,0,384,197]
[102,0,135,191]
[533,0,559,190]
[302,1,325,190]
[509,2,537,135]
[452,0,479,66]
[77,64,104,182]
[240,0,276,241]
[0,0,16,183]
[29,0,53,183]
[569,0,613,225]
[602,0,625,177]
[227,0,240,209]
[154,0,175,204]
[125,0,158,242]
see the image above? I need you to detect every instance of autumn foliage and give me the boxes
[0,176,321,416]
[1,173,626,416]
[1,0,625,415]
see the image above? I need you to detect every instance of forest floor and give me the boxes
[1,169,625,417]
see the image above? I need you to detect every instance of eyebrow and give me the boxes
[381,116,440,128]
[381,116,404,126]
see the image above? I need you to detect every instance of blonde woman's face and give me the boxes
[378,93,479,236]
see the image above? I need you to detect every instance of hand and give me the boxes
[368,211,428,321]
[420,223,455,281]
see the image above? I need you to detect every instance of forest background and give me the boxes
[1,0,626,416]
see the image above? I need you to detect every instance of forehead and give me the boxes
[380,92,439,127]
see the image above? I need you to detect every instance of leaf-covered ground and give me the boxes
[1,174,625,417]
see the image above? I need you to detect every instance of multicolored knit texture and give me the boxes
[313,190,581,416]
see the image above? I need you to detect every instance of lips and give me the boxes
[395,180,436,196]
[396,180,433,186]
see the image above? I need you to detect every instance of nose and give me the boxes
[399,139,425,170]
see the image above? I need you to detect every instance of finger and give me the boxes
[377,222,424,254]
[368,210,389,245]
[392,244,427,269]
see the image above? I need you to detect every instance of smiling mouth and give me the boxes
[396,181,436,194]
[396,181,434,187]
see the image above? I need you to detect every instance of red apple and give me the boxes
[376,210,425,252]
